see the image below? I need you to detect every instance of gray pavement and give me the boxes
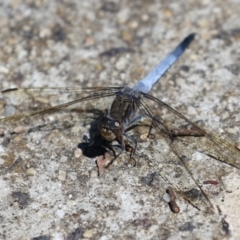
[0,0,240,239]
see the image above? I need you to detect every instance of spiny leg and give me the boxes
[125,113,156,140]
[124,133,138,167]
[146,122,156,139]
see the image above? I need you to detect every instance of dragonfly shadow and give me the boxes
[78,124,108,158]
[77,109,114,158]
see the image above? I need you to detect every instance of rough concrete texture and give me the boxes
[0,0,240,239]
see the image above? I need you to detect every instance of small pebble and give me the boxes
[85,37,95,46]
[13,126,24,134]
[83,229,95,238]
[12,135,23,142]
[164,9,173,18]
[187,106,197,115]
[140,133,148,140]
[26,167,37,176]
[226,127,237,135]
[0,158,5,165]
[74,148,82,158]
[13,202,19,207]
[117,8,130,24]
[56,209,65,219]
[141,14,149,22]
[121,30,132,42]
[99,236,111,240]
[115,57,128,71]
[128,20,139,29]
[39,28,51,38]
[58,170,67,181]
[67,172,78,181]
[17,49,28,60]
[59,155,68,163]
[0,65,9,74]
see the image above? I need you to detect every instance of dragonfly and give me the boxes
[1,33,240,213]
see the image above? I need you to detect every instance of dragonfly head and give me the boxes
[97,116,122,141]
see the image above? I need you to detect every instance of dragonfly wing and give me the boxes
[0,87,122,126]
[0,86,124,166]
[142,93,240,169]
[127,116,213,212]
[133,93,240,211]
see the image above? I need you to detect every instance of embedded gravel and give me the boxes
[0,0,240,239]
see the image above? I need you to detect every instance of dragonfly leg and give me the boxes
[125,114,155,139]
[96,144,124,175]
[146,123,156,139]
[126,114,156,139]
[124,133,138,167]
[125,144,137,166]
[103,144,124,168]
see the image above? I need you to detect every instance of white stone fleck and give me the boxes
[17,49,28,61]
[67,172,78,181]
[0,65,9,74]
[39,28,51,38]
[99,236,111,240]
[74,148,82,158]
[0,158,5,165]
[56,209,65,219]
[83,229,96,238]
[187,106,197,115]
[115,57,128,71]
[26,168,37,176]
[59,155,68,163]
[117,8,130,24]
[141,14,150,22]
[128,20,139,29]
[58,170,67,181]
[13,126,24,134]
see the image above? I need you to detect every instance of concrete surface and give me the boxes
[0,0,240,239]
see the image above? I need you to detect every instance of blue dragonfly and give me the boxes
[1,34,240,212]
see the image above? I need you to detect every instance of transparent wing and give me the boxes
[143,93,240,169]
[133,93,240,211]
[0,86,123,174]
[0,87,122,126]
